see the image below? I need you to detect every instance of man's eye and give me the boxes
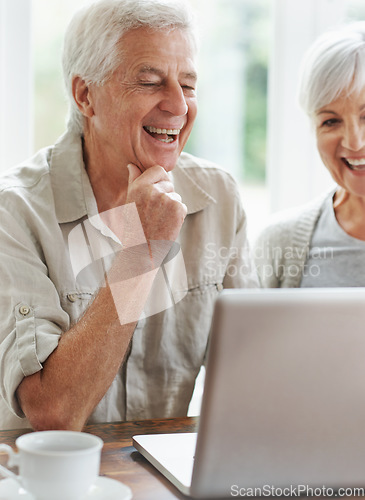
[182,85,196,95]
[140,82,159,87]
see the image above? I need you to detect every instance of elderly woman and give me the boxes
[255,22,365,288]
[0,0,258,431]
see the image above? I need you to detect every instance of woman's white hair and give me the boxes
[298,21,365,117]
[62,0,198,133]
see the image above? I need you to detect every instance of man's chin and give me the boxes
[136,155,179,172]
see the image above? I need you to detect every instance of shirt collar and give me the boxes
[173,154,216,214]
[50,130,90,223]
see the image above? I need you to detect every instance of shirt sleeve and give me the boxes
[0,203,70,417]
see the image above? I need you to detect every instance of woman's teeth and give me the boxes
[344,158,365,170]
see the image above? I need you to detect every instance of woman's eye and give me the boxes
[321,118,339,127]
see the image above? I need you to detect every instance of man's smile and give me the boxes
[143,125,183,143]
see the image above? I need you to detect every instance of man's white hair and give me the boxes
[62,0,198,133]
[298,21,365,117]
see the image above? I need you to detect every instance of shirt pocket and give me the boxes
[186,281,224,296]
[174,281,224,361]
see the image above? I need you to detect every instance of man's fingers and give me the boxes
[127,163,143,184]
[129,164,171,185]
[164,193,188,220]
[164,192,182,203]
[127,164,175,194]
[125,163,187,242]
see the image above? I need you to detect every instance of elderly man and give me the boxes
[0,0,258,431]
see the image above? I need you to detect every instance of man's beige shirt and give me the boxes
[0,131,258,429]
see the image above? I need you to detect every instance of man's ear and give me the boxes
[72,76,94,118]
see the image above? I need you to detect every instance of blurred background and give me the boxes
[1,0,365,241]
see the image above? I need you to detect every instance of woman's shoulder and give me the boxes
[252,189,335,288]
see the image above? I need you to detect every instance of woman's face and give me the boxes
[315,88,365,198]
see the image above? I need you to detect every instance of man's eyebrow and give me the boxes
[182,70,198,82]
[137,66,165,78]
[136,66,198,82]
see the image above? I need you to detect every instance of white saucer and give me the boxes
[0,476,132,499]
[86,477,132,499]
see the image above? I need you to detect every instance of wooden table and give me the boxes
[0,417,198,499]
[2,418,359,499]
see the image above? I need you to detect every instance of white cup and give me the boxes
[0,430,103,500]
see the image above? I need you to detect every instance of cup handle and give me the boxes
[0,444,21,483]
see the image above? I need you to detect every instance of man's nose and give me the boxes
[342,121,365,151]
[159,82,188,116]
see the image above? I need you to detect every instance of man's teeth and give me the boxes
[145,126,181,135]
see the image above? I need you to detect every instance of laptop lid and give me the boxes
[134,288,365,498]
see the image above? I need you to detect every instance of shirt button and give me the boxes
[67,293,77,303]
[19,305,31,316]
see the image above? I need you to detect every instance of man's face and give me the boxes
[86,27,198,173]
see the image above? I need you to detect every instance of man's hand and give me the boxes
[126,163,187,243]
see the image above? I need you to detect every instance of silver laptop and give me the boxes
[133,288,365,498]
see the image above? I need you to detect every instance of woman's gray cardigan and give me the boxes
[253,189,335,288]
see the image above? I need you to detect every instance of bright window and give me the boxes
[32,0,82,151]
[0,0,32,170]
